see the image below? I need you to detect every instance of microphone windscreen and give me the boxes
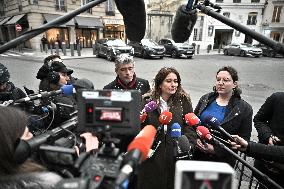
[127,125,157,160]
[159,111,173,125]
[184,113,200,126]
[204,115,221,128]
[178,135,191,151]
[61,84,74,96]
[170,123,181,138]
[144,101,158,113]
[114,0,146,41]
[196,126,210,139]
[171,5,197,43]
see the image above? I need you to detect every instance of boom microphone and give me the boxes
[114,0,146,41]
[171,4,198,43]
[204,115,235,141]
[115,125,157,187]
[15,85,74,103]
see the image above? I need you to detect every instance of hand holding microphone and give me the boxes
[140,101,158,123]
[230,135,248,152]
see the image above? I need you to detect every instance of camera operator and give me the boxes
[0,63,26,103]
[0,106,62,189]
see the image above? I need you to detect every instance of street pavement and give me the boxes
[1,50,284,189]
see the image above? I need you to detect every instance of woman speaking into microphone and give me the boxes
[137,67,197,189]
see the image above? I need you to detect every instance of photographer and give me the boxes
[0,63,26,103]
[0,106,62,189]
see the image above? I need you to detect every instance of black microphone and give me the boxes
[171,3,198,43]
[176,135,193,160]
[204,115,235,142]
[114,0,146,42]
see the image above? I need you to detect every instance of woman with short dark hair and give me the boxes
[194,66,253,167]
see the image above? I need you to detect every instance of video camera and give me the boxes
[76,89,141,136]
[55,89,142,189]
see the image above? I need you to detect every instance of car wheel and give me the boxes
[95,48,100,57]
[269,51,276,57]
[240,51,246,57]
[106,51,113,61]
[187,56,193,59]
[159,56,163,59]
[224,49,228,55]
[171,50,177,58]
[142,51,148,59]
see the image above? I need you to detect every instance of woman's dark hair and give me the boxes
[215,66,242,98]
[0,107,44,175]
[151,67,190,104]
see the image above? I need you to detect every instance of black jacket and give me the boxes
[194,92,253,166]
[103,77,150,95]
[137,94,197,189]
[254,92,284,145]
[0,172,61,189]
[0,82,26,102]
[247,142,284,163]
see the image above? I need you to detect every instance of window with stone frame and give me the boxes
[272,6,282,23]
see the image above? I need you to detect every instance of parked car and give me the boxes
[128,39,165,59]
[253,43,283,58]
[158,38,195,59]
[223,43,262,57]
[94,38,134,61]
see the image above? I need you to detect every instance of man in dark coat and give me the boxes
[103,54,150,95]
[253,92,284,188]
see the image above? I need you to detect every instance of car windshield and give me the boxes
[106,39,126,47]
[141,39,158,46]
[240,43,253,47]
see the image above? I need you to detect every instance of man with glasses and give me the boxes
[103,54,150,95]
[0,63,26,104]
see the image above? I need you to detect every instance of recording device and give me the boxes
[184,112,200,129]
[171,1,198,43]
[175,160,234,189]
[76,89,141,136]
[204,115,235,141]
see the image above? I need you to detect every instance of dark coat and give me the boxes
[247,142,284,163]
[194,92,253,166]
[137,94,197,189]
[254,92,284,145]
[0,172,61,189]
[103,77,150,95]
[0,82,26,102]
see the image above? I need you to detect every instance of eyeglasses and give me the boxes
[216,78,232,84]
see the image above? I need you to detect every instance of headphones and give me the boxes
[46,61,60,84]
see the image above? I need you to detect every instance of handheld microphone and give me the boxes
[171,4,198,43]
[114,0,146,41]
[159,111,173,133]
[176,135,193,160]
[15,85,74,103]
[115,125,157,187]
[141,101,158,114]
[170,123,182,158]
[140,101,158,123]
[184,112,200,129]
[204,115,235,142]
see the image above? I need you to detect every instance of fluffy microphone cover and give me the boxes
[114,0,146,42]
[171,5,197,43]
